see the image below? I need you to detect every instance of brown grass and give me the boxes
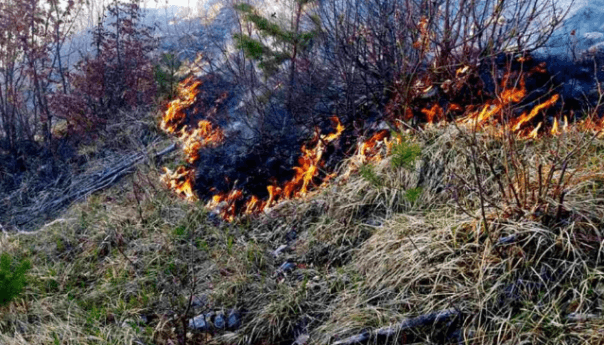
[2,121,604,344]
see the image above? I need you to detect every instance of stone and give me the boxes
[584,32,604,40]
[227,309,241,329]
[293,334,310,345]
[191,294,208,308]
[189,314,208,331]
[285,229,297,242]
[214,312,226,329]
[587,41,604,56]
[272,244,288,257]
[278,261,296,274]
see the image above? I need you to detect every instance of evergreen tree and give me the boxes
[233,0,321,126]
[233,0,319,84]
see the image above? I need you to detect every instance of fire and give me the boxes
[456,75,527,127]
[282,117,345,198]
[527,121,542,139]
[159,77,225,202]
[451,67,565,140]
[551,117,560,135]
[511,94,559,132]
[181,120,224,164]
[161,77,202,134]
[422,103,443,123]
[204,116,347,220]
[359,129,390,160]
[160,57,597,222]
[160,166,198,201]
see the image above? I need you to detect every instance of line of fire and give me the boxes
[159,53,604,222]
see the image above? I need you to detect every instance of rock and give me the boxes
[205,311,215,325]
[214,312,226,329]
[496,235,517,245]
[189,314,208,331]
[272,244,288,257]
[278,261,296,275]
[567,313,600,322]
[586,41,604,56]
[285,229,297,242]
[364,219,382,227]
[293,334,310,345]
[227,309,241,329]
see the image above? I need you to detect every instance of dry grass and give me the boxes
[2,122,604,344]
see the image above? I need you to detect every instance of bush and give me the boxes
[391,140,421,170]
[49,1,158,136]
[154,53,182,101]
[0,252,31,307]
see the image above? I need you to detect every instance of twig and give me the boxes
[332,308,460,345]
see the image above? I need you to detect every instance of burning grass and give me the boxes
[158,54,604,225]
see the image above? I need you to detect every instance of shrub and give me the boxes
[359,163,382,187]
[0,252,31,307]
[49,1,158,136]
[391,140,421,170]
[154,53,181,101]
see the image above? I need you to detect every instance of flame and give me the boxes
[527,121,542,139]
[529,62,548,75]
[511,94,559,132]
[160,77,202,134]
[421,103,443,123]
[457,75,527,127]
[279,116,345,199]
[450,67,564,140]
[551,117,560,135]
[359,129,390,159]
[160,166,198,201]
[449,103,463,112]
[206,117,346,220]
[181,120,224,164]
[159,77,226,202]
[161,58,590,222]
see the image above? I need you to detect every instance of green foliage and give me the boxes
[359,164,382,187]
[391,140,421,170]
[233,1,319,76]
[233,33,266,60]
[0,252,31,307]
[234,3,254,13]
[404,187,423,203]
[154,53,181,100]
[246,13,285,38]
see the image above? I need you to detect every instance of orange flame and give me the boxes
[511,94,559,132]
[159,77,225,202]
[359,129,390,159]
[456,75,527,127]
[551,117,560,135]
[421,103,443,123]
[527,121,542,139]
[182,120,225,164]
[207,117,346,220]
[160,166,198,201]
[161,77,202,134]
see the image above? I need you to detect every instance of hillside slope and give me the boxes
[2,121,604,344]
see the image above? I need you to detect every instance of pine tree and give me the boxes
[233,0,320,83]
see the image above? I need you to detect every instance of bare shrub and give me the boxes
[49,1,157,137]
[317,0,570,121]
